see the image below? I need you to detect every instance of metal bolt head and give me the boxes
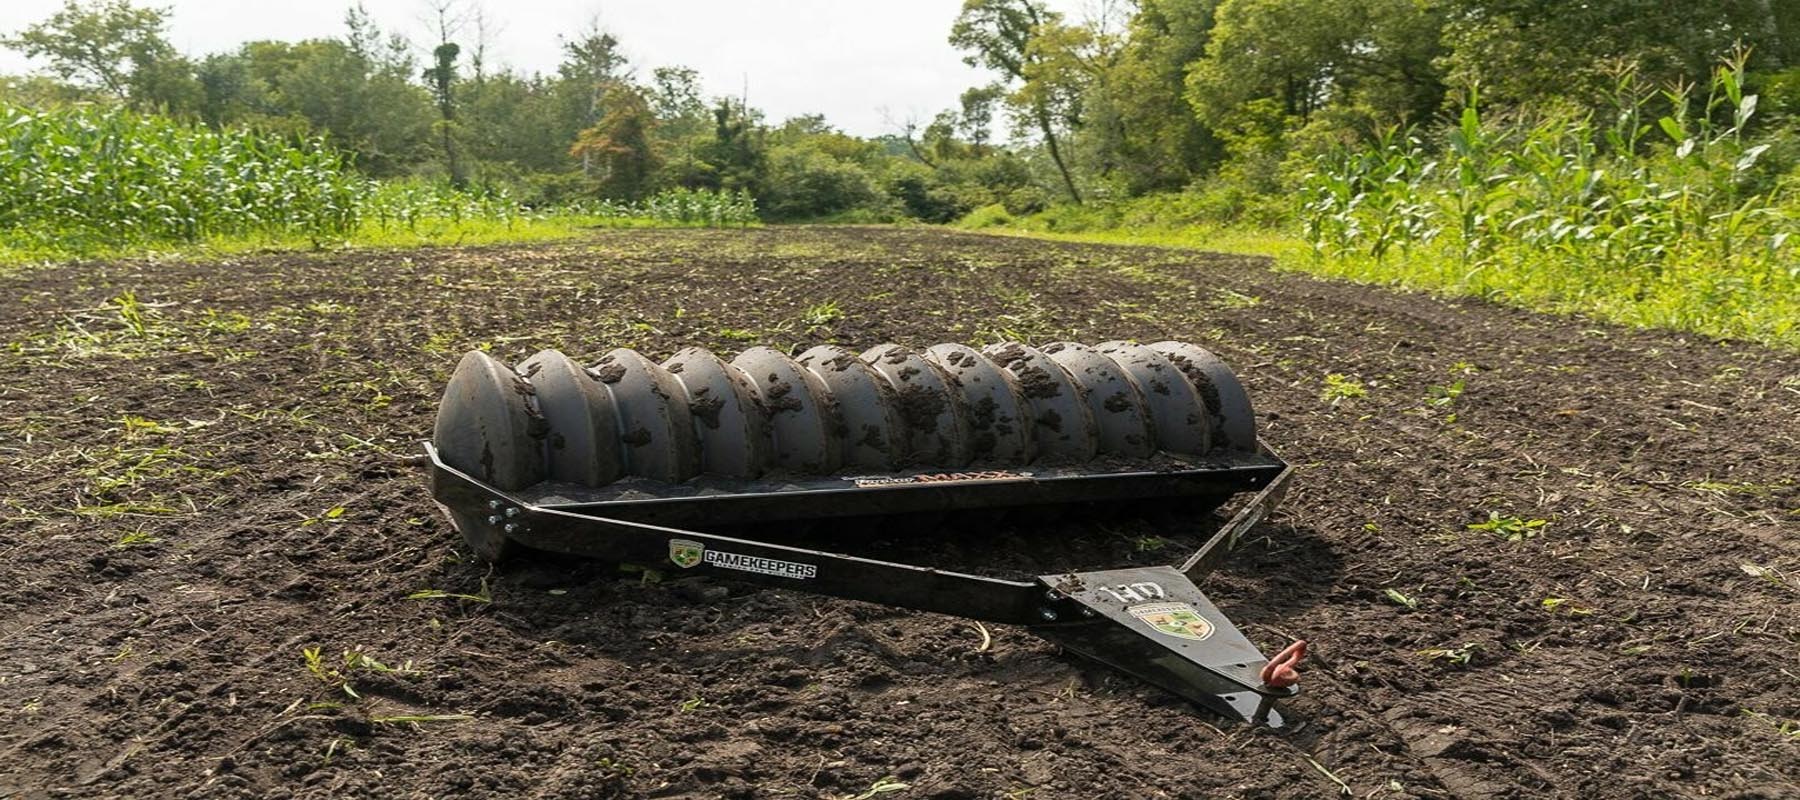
[487,500,502,510]
[1038,608,1058,622]
[503,523,519,534]
[486,515,503,525]
[1043,589,1060,602]
[504,507,521,518]
[1080,608,1096,618]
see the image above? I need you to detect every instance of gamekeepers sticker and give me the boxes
[666,538,817,580]
[1128,602,1216,641]
[669,539,704,569]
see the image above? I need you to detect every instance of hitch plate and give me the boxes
[1033,566,1295,727]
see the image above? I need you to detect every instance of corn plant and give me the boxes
[0,103,364,250]
[0,103,763,257]
[632,187,758,226]
[1297,53,1799,346]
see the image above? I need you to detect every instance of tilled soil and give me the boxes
[0,226,1795,799]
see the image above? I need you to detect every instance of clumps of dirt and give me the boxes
[688,394,725,429]
[989,344,1064,400]
[821,397,851,441]
[892,385,945,433]
[593,362,627,384]
[964,395,1001,431]
[761,379,803,413]
[1162,352,1227,436]
[807,350,860,372]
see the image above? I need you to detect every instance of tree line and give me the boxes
[4,0,1797,222]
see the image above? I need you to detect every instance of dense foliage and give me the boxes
[0,2,1046,223]
[3,0,1798,342]
[5,1,1798,220]
[1298,60,1799,343]
[0,102,361,249]
[0,102,755,254]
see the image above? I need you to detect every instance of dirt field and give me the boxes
[1,227,1796,799]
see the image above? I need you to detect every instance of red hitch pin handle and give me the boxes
[1259,640,1307,689]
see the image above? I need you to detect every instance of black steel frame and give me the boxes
[425,442,1299,726]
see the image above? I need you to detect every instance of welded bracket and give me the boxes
[1182,441,1292,579]
[1030,566,1295,727]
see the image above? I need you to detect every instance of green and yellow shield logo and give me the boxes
[1128,602,1215,641]
[669,539,704,569]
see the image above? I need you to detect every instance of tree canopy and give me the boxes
[3,0,1794,220]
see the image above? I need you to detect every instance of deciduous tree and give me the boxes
[951,0,1085,203]
[570,83,659,200]
[4,0,198,111]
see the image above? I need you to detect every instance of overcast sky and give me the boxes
[0,0,1090,137]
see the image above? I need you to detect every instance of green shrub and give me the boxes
[881,160,969,223]
[1754,67,1800,119]
[1002,185,1053,215]
[957,203,1015,229]
[758,143,882,220]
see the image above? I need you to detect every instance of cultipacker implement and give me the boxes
[425,340,1303,726]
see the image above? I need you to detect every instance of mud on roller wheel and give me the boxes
[429,339,1265,557]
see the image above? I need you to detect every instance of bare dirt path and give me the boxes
[0,227,1795,799]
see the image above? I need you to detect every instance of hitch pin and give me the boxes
[1259,640,1308,689]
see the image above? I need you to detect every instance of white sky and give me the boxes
[0,0,1086,137]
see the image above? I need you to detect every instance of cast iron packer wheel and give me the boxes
[432,340,1256,560]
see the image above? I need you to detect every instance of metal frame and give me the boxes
[426,442,1299,726]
